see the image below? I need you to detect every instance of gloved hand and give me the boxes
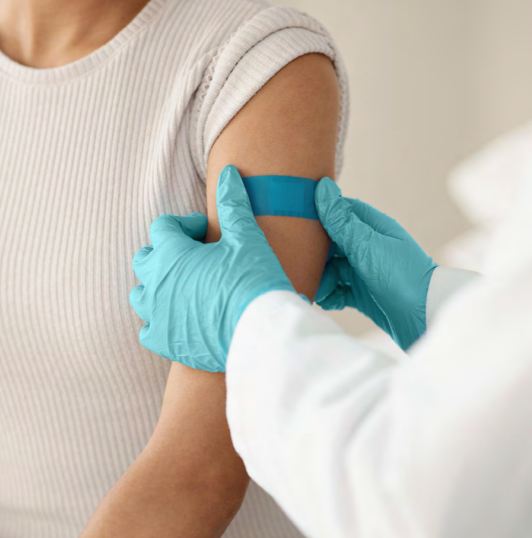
[129,165,296,372]
[315,177,438,350]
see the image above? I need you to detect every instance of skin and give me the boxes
[0,2,339,535]
[0,0,150,68]
[205,53,340,298]
[81,366,248,538]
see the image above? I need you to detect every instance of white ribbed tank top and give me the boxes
[0,0,348,535]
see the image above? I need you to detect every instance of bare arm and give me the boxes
[81,365,247,538]
[81,52,339,537]
[206,53,340,299]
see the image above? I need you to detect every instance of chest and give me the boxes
[0,80,206,367]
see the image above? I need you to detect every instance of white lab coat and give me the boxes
[226,177,532,538]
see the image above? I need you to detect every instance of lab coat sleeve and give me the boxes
[226,265,532,538]
[426,266,480,326]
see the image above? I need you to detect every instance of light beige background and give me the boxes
[274,0,532,334]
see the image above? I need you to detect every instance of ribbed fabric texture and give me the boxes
[0,0,348,536]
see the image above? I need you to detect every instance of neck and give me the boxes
[0,0,150,68]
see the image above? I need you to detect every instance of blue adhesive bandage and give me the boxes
[242,175,319,221]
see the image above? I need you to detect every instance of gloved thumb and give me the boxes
[216,164,267,244]
[315,177,373,265]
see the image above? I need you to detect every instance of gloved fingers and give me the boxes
[138,323,169,359]
[316,256,347,303]
[132,246,154,282]
[320,285,392,336]
[315,177,374,266]
[315,265,337,305]
[327,241,346,259]
[316,257,355,307]
[216,164,268,245]
[179,212,209,241]
[150,213,208,249]
[129,285,151,323]
[316,283,353,311]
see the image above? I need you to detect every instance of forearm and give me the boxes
[82,365,249,538]
[228,272,532,538]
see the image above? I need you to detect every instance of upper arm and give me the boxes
[205,53,340,300]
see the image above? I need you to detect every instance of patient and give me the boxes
[0,0,347,536]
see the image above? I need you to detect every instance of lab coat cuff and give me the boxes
[426,266,481,326]
[233,290,310,337]
[228,289,312,372]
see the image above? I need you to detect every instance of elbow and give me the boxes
[173,462,249,534]
[137,425,251,534]
[200,465,250,526]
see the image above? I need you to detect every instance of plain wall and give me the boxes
[273,0,532,334]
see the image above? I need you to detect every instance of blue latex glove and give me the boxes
[315,177,438,350]
[129,165,296,372]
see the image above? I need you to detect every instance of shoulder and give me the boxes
[154,0,336,64]
[208,52,340,182]
[184,1,349,180]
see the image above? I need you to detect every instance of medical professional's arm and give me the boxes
[227,269,532,538]
[426,266,480,326]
